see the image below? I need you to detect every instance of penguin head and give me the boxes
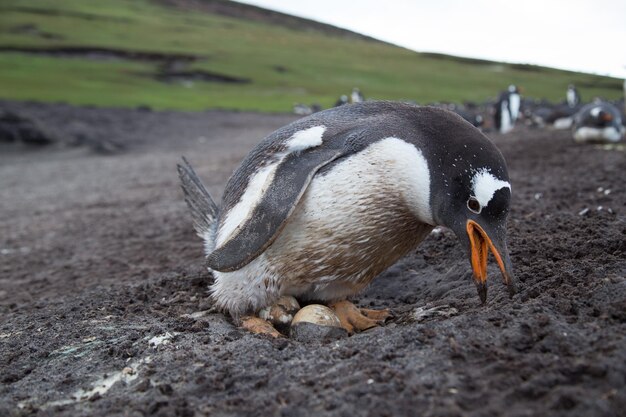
[424,115,517,303]
[591,107,614,124]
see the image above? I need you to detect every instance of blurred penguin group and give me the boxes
[296,83,625,144]
[523,85,625,143]
[441,83,624,143]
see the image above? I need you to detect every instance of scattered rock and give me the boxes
[148,332,175,347]
[397,305,459,324]
[181,310,210,320]
[134,378,151,392]
[122,367,135,376]
[88,392,102,402]
[0,111,55,145]
[158,383,173,396]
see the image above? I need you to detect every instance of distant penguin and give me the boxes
[494,85,521,134]
[566,84,581,108]
[494,93,511,133]
[507,85,521,121]
[494,85,522,133]
[527,96,581,129]
[293,103,312,116]
[573,101,624,143]
[334,95,349,107]
[350,87,364,104]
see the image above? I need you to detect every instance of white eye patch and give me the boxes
[471,168,511,208]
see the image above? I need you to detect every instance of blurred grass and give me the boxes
[0,0,622,112]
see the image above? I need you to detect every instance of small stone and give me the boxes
[122,367,135,375]
[186,310,209,320]
[158,383,174,396]
[88,392,102,402]
[135,378,151,392]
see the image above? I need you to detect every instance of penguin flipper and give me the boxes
[177,157,219,245]
[207,147,344,272]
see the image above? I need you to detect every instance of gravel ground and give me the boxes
[0,101,624,417]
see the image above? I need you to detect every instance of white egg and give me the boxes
[291,304,342,327]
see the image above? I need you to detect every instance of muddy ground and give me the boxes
[0,101,624,417]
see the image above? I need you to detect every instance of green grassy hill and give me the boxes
[0,0,622,112]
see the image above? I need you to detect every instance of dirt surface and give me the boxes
[0,101,624,417]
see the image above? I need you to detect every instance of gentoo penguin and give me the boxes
[178,101,516,336]
[527,98,580,129]
[507,85,521,121]
[494,85,521,133]
[350,87,364,104]
[334,95,348,107]
[566,84,581,108]
[573,101,624,143]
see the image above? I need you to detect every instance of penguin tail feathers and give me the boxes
[177,157,219,246]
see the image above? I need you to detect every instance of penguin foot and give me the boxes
[329,300,391,334]
[360,307,393,322]
[240,316,283,338]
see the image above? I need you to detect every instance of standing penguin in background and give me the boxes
[178,102,517,337]
[567,84,581,108]
[350,87,364,104]
[507,85,521,121]
[334,95,349,107]
[494,85,521,133]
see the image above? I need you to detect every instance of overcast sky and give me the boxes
[237,0,626,79]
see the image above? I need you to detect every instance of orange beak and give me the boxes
[601,112,613,122]
[466,220,516,303]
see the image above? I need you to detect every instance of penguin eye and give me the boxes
[467,197,482,214]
